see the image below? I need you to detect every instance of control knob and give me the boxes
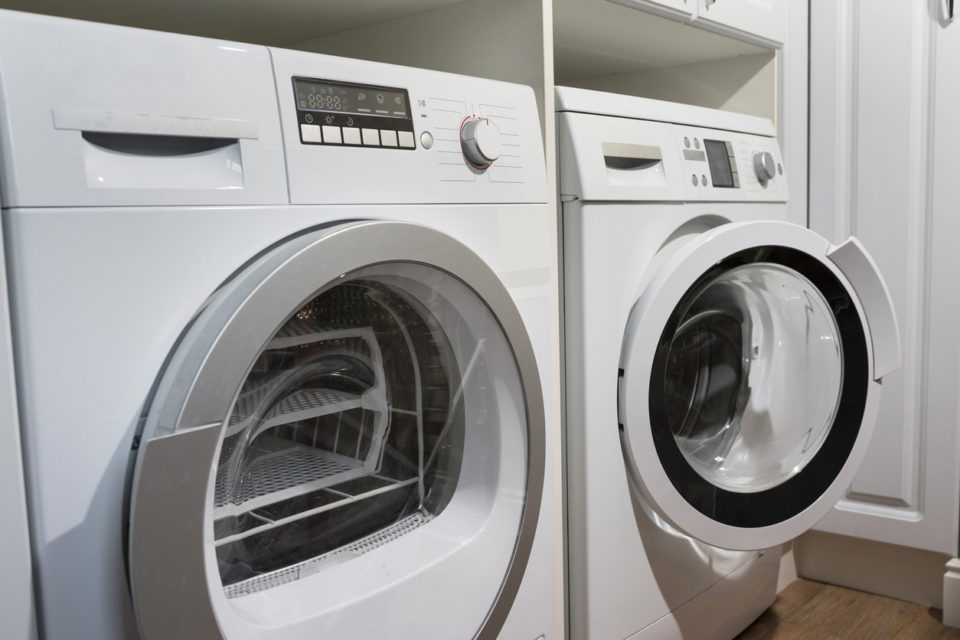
[460,116,501,169]
[754,151,776,185]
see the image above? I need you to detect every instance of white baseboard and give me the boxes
[795,530,950,609]
[943,558,960,627]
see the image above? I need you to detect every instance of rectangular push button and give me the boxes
[300,123,322,143]
[342,127,361,145]
[361,128,380,146]
[322,126,342,144]
[380,129,398,147]
[398,131,415,148]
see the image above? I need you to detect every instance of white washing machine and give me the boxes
[1,10,557,639]
[557,87,901,640]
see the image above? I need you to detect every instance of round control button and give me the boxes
[692,174,699,186]
[754,151,776,185]
[460,116,501,169]
[701,174,708,185]
[684,137,691,148]
[694,138,701,149]
[420,131,434,149]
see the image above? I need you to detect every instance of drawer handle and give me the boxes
[53,108,258,140]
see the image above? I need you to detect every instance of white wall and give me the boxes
[564,53,776,121]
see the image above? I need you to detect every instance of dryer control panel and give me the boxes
[293,77,416,150]
[272,48,548,206]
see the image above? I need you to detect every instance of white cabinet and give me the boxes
[610,0,785,45]
[696,0,785,46]
[809,0,960,558]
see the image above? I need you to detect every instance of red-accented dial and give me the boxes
[460,116,502,169]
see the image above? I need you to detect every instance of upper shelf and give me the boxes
[0,0,470,46]
[554,0,768,84]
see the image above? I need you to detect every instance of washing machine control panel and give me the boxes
[293,77,416,150]
[702,138,740,188]
[753,151,776,185]
[675,125,786,200]
[557,88,786,203]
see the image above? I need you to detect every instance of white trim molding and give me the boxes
[943,558,960,628]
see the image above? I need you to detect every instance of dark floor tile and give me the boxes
[880,604,960,640]
[761,620,846,640]
[770,579,827,622]
[736,610,779,640]
[786,584,906,640]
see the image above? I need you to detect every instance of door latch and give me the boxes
[944,0,956,23]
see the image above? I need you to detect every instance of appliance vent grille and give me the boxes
[223,511,432,598]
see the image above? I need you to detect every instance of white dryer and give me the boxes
[557,87,900,640]
[1,10,557,639]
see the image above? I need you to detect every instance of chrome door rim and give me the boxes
[128,220,545,639]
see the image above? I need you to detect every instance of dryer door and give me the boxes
[127,220,544,640]
[619,220,899,551]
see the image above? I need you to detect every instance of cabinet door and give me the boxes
[808,0,960,557]
[697,0,785,46]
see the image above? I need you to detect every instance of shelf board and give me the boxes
[0,0,470,46]
[554,0,768,83]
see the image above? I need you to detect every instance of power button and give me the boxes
[420,131,434,149]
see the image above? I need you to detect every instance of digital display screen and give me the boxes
[704,139,735,188]
[294,78,409,118]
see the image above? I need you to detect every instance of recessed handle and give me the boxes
[53,107,258,139]
[944,0,956,23]
[81,132,237,157]
[602,142,662,170]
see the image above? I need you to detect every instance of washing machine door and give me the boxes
[619,220,900,551]
[127,220,544,640]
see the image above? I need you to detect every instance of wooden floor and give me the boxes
[735,579,960,640]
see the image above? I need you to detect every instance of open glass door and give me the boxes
[127,220,544,640]
[619,221,899,551]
